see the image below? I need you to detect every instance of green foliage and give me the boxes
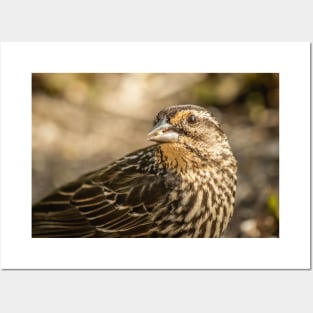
[267,192,279,220]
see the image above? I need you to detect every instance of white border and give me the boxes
[0,42,310,269]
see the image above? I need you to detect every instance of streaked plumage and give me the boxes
[32,104,237,237]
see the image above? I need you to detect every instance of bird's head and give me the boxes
[148,104,235,170]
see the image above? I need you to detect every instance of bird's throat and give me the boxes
[159,143,204,172]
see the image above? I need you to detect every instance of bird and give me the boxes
[32,104,237,238]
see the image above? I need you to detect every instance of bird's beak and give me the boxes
[147,118,179,143]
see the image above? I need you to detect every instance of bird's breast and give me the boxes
[163,165,236,237]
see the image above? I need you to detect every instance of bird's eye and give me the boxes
[187,114,197,124]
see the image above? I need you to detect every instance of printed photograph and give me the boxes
[32,73,279,238]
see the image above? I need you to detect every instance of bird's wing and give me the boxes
[32,146,174,237]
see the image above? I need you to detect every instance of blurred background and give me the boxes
[32,73,279,238]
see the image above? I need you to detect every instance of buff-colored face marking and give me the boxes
[169,109,220,131]
[170,110,192,126]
